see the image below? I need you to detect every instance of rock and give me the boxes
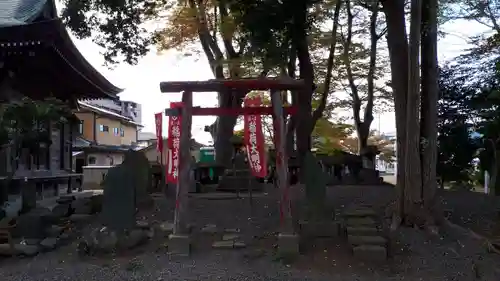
[212,240,235,249]
[0,243,16,256]
[224,228,240,233]
[146,228,155,239]
[72,198,93,215]
[346,217,377,227]
[348,235,387,246]
[158,221,174,235]
[69,214,92,223]
[222,234,239,241]
[52,204,71,219]
[0,243,39,256]
[24,238,41,245]
[90,228,118,252]
[353,245,387,261]
[40,237,58,250]
[201,224,218,234]
[15,210,51,239]
[15,244,40,256]
[120,229,148,249]
[45,225,64,237]
[136,220,150,229]
[233,241,246,249]
[90,194,103,213]
[346,226,380,236]
[56,196,75,204]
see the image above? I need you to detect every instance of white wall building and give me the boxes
[375,132,397,174]
[80,99,142,126]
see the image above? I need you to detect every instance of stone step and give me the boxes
[343,208,377,218]
[346,226,380,236]
[345,217,377,227]
[353,245,387,261]
[348,235,387,246]
[212,240,246,249]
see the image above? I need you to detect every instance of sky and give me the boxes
[70,19,487,145]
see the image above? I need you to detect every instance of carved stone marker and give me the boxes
[122,150,153,207]
[101,164,136,233]
[217,151,262,192]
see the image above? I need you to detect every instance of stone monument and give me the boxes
[101,163,136,233]
[217,150,263,192]
[121,150,153,207]
[300,152,338,238]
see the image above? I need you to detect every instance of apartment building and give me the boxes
[73,101,142,170]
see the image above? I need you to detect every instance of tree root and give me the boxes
[443,218,500,255]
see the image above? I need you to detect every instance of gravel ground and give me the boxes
[1,184,499,281]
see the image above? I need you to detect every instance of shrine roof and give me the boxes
[0,0,122,100]
[0,0,47,26]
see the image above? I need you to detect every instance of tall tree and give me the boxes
[381,0,440,229]
[339,0,389,153]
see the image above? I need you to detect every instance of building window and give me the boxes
[88,156,96,165]
[99,125,109,132]
[78,121,84,134]
[113,127,120,136]
[120,128,124,137]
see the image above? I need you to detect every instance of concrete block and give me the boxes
[353,245,387,261]
[277,233,299,257]
[168,234,191,256]
[348,235,387,246]
[346,226,380,236]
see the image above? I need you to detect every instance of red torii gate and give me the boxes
[160,78,304,256]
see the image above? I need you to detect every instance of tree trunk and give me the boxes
[404,0,424,225]
[420,0,440,223]
[381,0,409,227]
[292,5,314,161]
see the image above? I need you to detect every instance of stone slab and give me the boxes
[353,245,387,261]
[346,226,380,236]
[222,234,240,241]
[277,233,299,257]
[343,209,377,218]
[168,234,191,256]
[212,240,235,249]
[348,235,387,246]
[346,217,377,227]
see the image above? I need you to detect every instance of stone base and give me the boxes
[299,221,340,238]
[168,234,191,256]
[277,233,299,257]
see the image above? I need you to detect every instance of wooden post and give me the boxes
[173,90,193,235]
[270,90,293,233]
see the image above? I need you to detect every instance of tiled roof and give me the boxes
[0,0,47,26]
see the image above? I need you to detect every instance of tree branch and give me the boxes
[312,0,342,124]
[217,0,238,58]
[363,0,380,133]
[343,0,362,126]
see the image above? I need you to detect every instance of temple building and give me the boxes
[0,0,122,200]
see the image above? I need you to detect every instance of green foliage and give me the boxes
[436,67,481,183]
[0,98,72,153]
[61,0,167,65]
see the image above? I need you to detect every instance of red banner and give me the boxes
[166,102,183,183]
[243,95,268,178]
[154,113,163,153]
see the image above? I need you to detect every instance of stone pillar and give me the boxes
[271,89,298,257]
[169,90,193,256]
